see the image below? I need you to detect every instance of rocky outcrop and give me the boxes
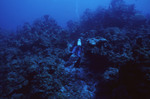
[0,0,150,98]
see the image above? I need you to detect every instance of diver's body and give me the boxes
[65,38,82,67]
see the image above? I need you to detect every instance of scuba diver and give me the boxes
[65,38,82,67]
[71,38,82,57]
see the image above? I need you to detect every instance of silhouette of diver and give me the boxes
[71,38,82,57]
[65,38,82,67]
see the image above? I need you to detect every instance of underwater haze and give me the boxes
[0,0,150,31]
[0,0,150,99]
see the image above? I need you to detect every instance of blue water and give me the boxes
[0,0,150,98]
[0,0,150,31]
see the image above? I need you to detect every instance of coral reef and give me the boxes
[0,0,150,98]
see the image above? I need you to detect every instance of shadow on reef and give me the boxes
[94,61,150,99]
[119,62,150,99]
[85,52,112,73]
[0,0,150,98]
